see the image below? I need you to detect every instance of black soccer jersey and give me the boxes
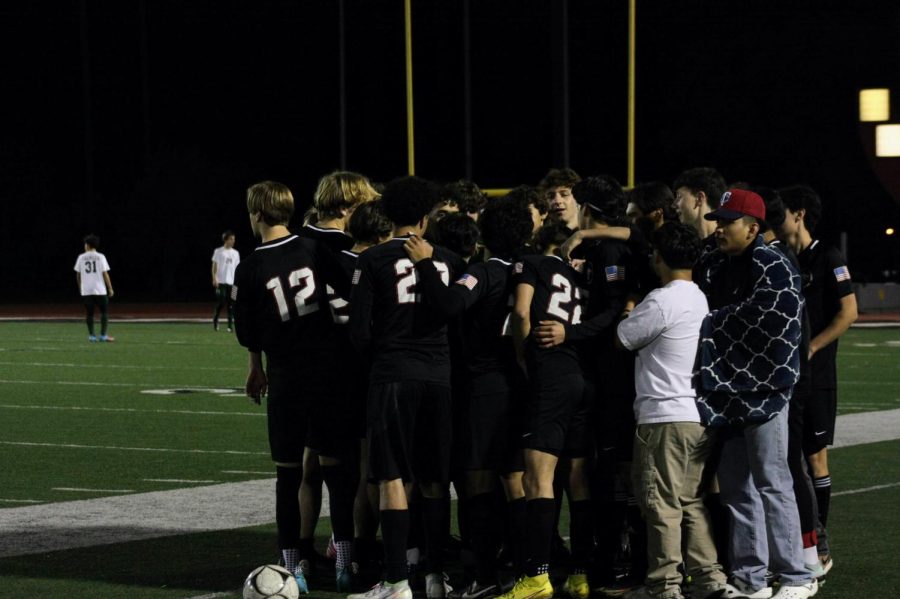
[514,254,582,375]
[349,236,464,385]
[798,239,854,389]
[232,235,332,372]
[415,256,518,376]
[298,224,355,254]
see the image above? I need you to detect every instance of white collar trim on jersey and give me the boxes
[341,249,360,258]
[255,235,298,251]
[488,257,512,266]
[306,224,348,234]
[809,239,820,250]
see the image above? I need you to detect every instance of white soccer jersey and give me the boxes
[212,246,240,285]
[74,251,111,296]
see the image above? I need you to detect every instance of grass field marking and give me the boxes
[143,479,221,484]
[222,470,272,475]
[0,499,42,504]
[0,379,243,390]
[832,407,900,448]
[832,482,900,497]
[0,404,264,418]
[0,360,243,372]
[0,440,269,456]
[852,343,878,347]
[839,380,900,385]
[186,592,235,599]
[53,487,135,493]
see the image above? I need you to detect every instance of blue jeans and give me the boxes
[717,409,812,590]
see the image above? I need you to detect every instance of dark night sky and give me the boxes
[2,0,899,302]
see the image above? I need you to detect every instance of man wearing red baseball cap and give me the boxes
[695,189,818,598]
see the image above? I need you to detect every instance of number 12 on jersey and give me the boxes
[266,267,319,321]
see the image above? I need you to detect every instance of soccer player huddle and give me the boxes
[231,167,856,599]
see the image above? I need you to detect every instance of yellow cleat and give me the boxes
[563,574,590,599]
[495,574,554,599]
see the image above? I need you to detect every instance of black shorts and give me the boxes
[562,376,594,459]
[594,389,637,462]
[82,295,109,310]
[367,381,452,484]
[803,387,837,454]
[306,388,366,459]
[458,371,525,474]
[523,370,584,457]
[265,360,308,464]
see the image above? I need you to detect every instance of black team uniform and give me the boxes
[232,234,342,580]
[295,223,356,570]
[797,239,854,549]
[414,254,525,588]
[349,235,464,585]
[768,239,821,557]
[514,254,585,579]
[566,233,646,586]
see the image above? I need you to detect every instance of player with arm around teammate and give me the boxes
[497,222,587,599]
[403,197,535,598]
[347,177,465,599]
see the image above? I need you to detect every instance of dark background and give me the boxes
[2,0,899,302]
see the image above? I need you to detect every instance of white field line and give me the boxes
[53,488,134,493]
[0,404,263,417]
[833,482,900,497]
[0,409,896,559]
[0,441,268,456]
[221,470,272,475]
[143,479,220,484]
[0,379,246,389]
[0,360,242,372]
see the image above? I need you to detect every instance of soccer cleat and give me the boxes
[348,580,414,599]
[213,322,219,331]
[293,569,310,594]
[495,574,553,599]
[562,574,590,599]
[88,335,98,342]
[771,580,818,599]
[99,335,115,342]
[719,580,773,599]
[448,580,499,599]
[337,566,355,592]
[227,327,233,332]
[805,560,826,581]
[298,558,312,579]
[818,554,832,576]
[426,572,453,599]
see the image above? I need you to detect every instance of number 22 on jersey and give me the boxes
[394,259,450,304]
[266,267,319,321]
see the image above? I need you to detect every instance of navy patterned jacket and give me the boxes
[695,235,803,427]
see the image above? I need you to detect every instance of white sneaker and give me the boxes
[772,580,818,599]
[348,580,414,599]
[426,572,453,599]
[721,581,773,598]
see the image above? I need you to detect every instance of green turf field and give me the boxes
[0,322,898,598]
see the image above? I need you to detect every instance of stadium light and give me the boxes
[860,89,890,122]
[887,227,896,236]
[876,124,900,157]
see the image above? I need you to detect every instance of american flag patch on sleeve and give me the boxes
[514,262,524,274]
[230,285,238,301]
[605,265,626,282]
[833,266,851,282]
[352,269,362,285]
[455,274,479,290]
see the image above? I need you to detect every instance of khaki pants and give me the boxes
[632,422,725,598]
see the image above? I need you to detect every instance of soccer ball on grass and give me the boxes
[243,564,299,599]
